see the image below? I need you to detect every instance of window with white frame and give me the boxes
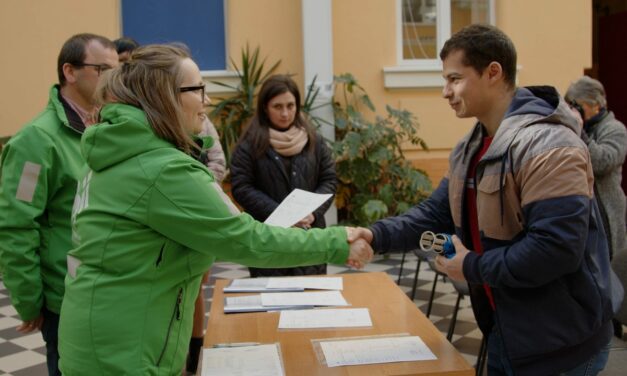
[384,0,494,88]
[400,0,493,65]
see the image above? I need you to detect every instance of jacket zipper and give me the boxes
[156,287,183,367]
[156,243,165,267]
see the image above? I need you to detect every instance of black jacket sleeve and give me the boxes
[230,141,280,221]
[370,177,455,253]
[312,135,337,221]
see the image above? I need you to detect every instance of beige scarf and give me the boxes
[268,126,308,156]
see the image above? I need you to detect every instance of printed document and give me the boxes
[201,343,284,376]
[279,308,372,329]
[223,295,308,313]
[223,278,303,293]
[264,189,332,228]
[261,291,348,307]
[266,277,343,291]
[319,336,437,367]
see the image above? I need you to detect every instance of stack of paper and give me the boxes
[224,291,349,314]
[223,277,343,293]
[223,278,303,293]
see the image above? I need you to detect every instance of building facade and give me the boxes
[0,0,591,185]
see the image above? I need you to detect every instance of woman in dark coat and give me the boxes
[230,74,336,277]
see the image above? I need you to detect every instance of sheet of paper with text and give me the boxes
[264,189,332,228]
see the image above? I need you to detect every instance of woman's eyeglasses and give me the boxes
[179,84,206,103]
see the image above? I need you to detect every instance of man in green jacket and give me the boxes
[0,33,118,375]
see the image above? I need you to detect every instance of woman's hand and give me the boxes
[294,213,315,229]
[346,238,374,269]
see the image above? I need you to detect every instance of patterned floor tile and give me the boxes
[0,351,46,373]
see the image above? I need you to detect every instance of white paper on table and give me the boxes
[225,294,263,307]
[263,189,333,228]
[261,291,348,307]
[229,278,270,288]
[266,277,343,291]
[319,336,437,367]
[223,278,303,293]
[279,308,372,329]
[201,343,285,376]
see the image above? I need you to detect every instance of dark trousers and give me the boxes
[41,307,61,376]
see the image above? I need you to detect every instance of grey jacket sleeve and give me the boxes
[587,115,627,176]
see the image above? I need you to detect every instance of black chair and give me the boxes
[410,249,448,317]
[448,279,488,376]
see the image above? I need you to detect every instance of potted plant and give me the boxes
[327,73,432,225]
[208,45,280,166]
[209,46,431,224]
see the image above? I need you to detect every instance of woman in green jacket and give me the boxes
[58,44,372,375]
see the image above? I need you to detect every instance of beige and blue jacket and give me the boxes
[371,87,614,376]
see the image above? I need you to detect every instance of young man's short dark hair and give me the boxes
[440,24,517,88]
[57,33,116,86]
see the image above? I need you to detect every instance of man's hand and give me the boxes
[434,235,470,281]
[346,238,374,269]
[294,213,315,229]
[17,314,43,333]
[346,226,373,244]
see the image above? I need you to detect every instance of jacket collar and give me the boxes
[48,84,85,135]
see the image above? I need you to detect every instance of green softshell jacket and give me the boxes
[58,104,349,375]
[0,85,83,320]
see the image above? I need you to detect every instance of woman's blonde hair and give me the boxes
[96,44,198,154]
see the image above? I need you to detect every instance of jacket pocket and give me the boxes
[477,174,523,240]
[156,287,183,367]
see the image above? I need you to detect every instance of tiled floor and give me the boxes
[0,252,625,375]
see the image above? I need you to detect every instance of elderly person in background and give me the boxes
[566,76,627,339]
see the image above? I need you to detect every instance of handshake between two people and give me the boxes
[344,227,375,270]
[341,227,471,281]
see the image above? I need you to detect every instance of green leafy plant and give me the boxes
[208,45,281,165]
[329,73,432,225]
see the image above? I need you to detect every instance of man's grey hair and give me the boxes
[565,76,607,108]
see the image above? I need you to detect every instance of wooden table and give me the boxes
[204,272,474,376]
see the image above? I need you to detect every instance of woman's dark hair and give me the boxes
[241,75,316,157]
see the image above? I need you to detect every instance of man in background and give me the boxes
[0,33,118,375]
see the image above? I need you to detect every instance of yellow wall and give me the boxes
[332,0,475,185]
[331,0,591,185]
[1,0,592,187]
[500,0,592,91]
[226,0,305,92]
[0,0,120,136]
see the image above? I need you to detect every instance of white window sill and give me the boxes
[383,64,522,89]
[201,70,240,94]
[383,66,445,89]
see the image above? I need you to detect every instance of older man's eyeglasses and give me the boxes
[568,100,585,120]
[179,84,206,103]
[73,63,112,76]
